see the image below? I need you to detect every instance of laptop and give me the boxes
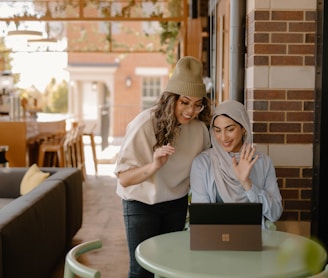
[189,203,263,251]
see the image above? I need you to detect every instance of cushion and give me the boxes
[20,164,50,195]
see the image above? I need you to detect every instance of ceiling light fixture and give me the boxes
[7,30,43,40]
[27,38,57,46]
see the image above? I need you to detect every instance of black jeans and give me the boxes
[122,194,188,278]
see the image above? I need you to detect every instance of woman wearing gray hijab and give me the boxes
[190,99,282,225]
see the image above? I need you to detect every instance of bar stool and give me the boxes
[0,145,9,167]
[83,123,98,174]
[70,122,86,180]
[37,133,69,167]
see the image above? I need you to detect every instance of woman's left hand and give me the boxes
[232,143,259,191]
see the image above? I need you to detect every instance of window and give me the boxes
[142,76,162,110]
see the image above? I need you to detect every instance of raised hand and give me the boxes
[232,143,259,191]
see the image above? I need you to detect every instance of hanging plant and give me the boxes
[159,21,180,65]
[97,0,182,64]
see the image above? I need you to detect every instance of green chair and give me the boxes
[64,239,102,278]
[278,236,327,277]
[308,264,328,278]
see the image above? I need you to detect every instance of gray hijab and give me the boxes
[209,99,253,202]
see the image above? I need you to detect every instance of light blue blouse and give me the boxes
[190,149,283,223]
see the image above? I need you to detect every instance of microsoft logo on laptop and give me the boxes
[221,233,230,242]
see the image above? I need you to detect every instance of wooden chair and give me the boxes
[83,123,98,174]
[64,239,102,278]
[37,120,85,169]
[69,122,86,179]
[37,132,68,167]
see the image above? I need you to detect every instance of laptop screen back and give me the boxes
[189,203,263,251]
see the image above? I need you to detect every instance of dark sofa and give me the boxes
[0,167,83,278]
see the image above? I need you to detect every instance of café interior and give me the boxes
[1,0,328,277]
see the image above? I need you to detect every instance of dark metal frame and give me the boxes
[312,0,328,249]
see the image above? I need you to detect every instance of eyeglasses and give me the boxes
[178,100,205,113]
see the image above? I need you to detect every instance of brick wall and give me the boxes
[245,1,316,221]
[247,10,316,67]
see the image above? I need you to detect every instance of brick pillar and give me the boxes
[245,0,316,221]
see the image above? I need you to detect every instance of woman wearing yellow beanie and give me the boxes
[115,56,212,278]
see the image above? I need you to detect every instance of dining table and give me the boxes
[135,230,327,278]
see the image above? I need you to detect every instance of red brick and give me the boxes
[253,134,284,143]
[289,22,316,32]
[253,111,285,121]
[270,101,302,111]
[276,167,300,177]
[254,44,286,54]
[303,123,313,132]
[253,56,269,65]
[272,11,304,21]
[246,1,316,221]
[271,33,303,43]
[253,90,286,100]
[254,11,270,20]
[305,33,315,43]
[302,168,313,178]
[287,90,314,100]
[271,56,303,66]
[270,123,301,132]
[287,112,313,121]
[305,11,316,21]
[252,100,268,110]
[255,22,287,32]
[253,123,267,132]
[280,189,299,199]
[301,189,312,199]
[254,33,269,43]
[304,56,315,65]
[304,101,314,111]
[284,200,311,210]
[287,134,313,143]
[288,44,315,55]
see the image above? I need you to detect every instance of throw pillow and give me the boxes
[20,164,50,195]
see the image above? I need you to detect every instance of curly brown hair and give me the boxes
[151,92,212,150]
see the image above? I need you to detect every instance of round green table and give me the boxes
[136,230,327,278]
